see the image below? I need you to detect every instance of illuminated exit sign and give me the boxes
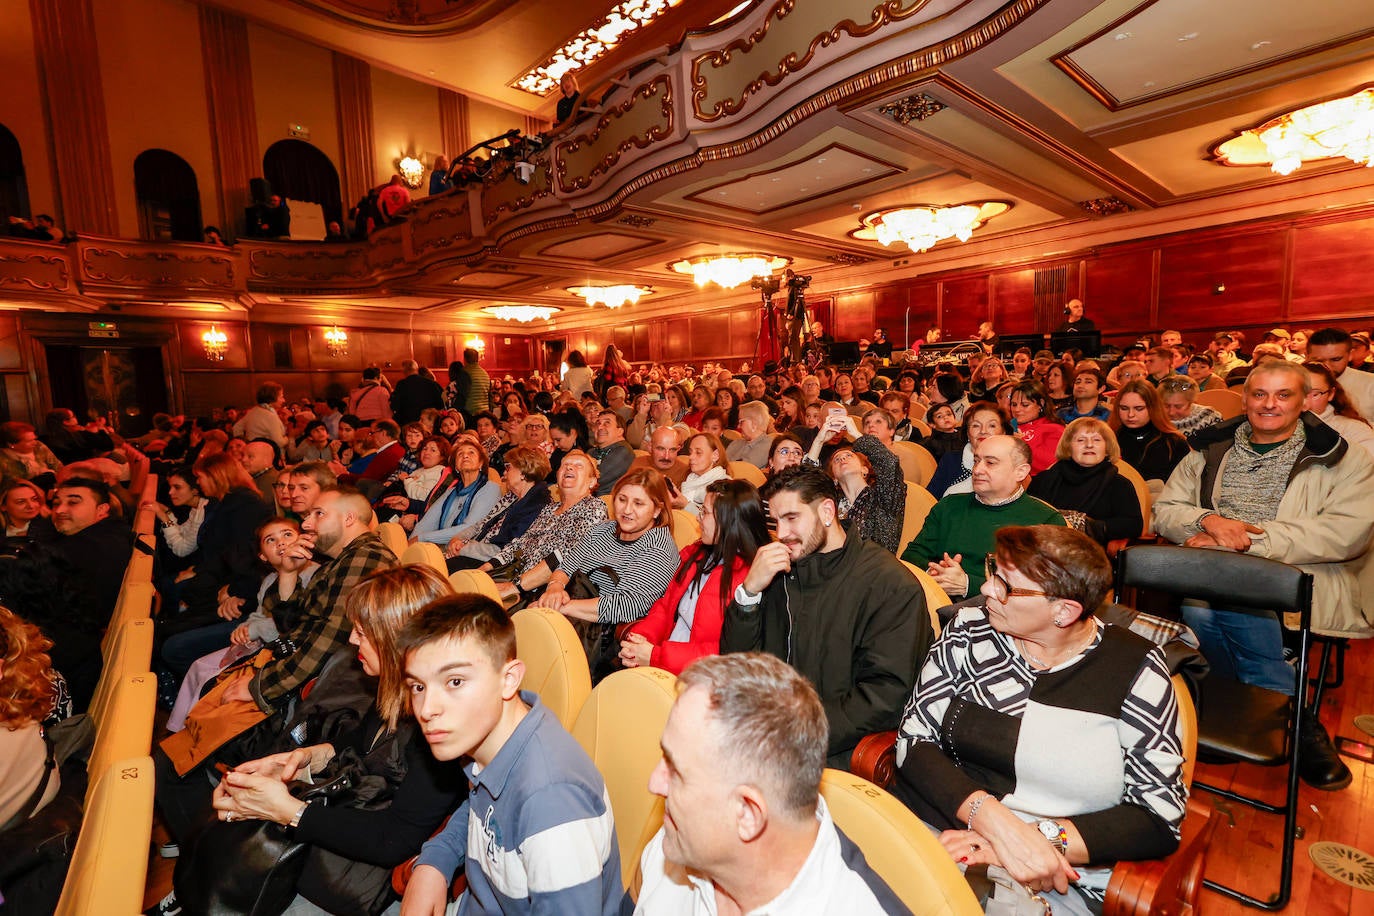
[88,321,119,339]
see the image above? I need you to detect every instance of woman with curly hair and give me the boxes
[0,606,61,826]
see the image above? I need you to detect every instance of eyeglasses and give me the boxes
[984,554,1050,603]
[1307,388,1331,398]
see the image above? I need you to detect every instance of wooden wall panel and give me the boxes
[940,277,989,339]
[1290,217,1374,320]
[729,310,757,357]
[991,268,1036,334]
[663,316,691,361]
[906,283,938,343]
[181,321,251,371]
[1084,248,1154,335]
[633,324,650,363]
[0,314,25,370]
[694,312,730,361]
[1157,229,1287,330]
[831,291,873,341]
[872,286,908,340]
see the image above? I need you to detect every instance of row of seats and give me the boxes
[56,476,161,916]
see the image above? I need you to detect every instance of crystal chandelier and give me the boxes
[1214,88,1374,176]
[568,284,650,308]
[668,254,790,289]
[201,325,228,361]
[482,305,561,322]
[513,0,683,95]
[854,203,1010,253]
[324,325,349,357]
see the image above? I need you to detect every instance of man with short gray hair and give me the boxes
[1155,360,1374,791]
[633,652,904,914]
[725,401,776,469]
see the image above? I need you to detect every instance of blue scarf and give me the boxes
[442,474,487,528]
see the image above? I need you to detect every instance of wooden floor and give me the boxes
[143,642,1374,914]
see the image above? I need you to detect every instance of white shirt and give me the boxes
[1318,405,1374,462]
[1337,366,1374,423]
[633,798,897,915]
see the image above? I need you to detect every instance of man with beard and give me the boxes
[217,487,397,713]
[721,465,932,770]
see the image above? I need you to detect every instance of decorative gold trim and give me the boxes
[411,201,473,257]
[690,0,930,122]
[81,248,237,289]
[248,248,370,283]
[274,0,513,37]
[617,213,658,228]
[0,253,71,292]
[556,75,675,193]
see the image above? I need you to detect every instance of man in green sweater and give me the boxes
[902,435,1064,598]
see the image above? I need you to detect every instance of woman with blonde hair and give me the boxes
[0,607,61,828]
[158,566,465,916]
[2,479,55,542]
[1029,418,1144,545]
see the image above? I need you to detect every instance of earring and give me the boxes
[1053,615,1066,627]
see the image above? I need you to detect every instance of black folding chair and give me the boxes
[1115,544,1313,911]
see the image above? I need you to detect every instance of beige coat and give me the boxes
[1155,415,1374,637]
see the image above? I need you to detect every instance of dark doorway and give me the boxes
[46,345,169,437]
[134,149,202,242]
[542,339,566,375]
[0,123,30,226]
[262,139,343,225]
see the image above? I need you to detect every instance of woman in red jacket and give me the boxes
[618,478,769,674]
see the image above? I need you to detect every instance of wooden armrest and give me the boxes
[1103,796,1215,916]
[850,730,898,788]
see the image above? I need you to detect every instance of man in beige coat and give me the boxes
[1154,361,1374,791]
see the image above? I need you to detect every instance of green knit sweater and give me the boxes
[901,492,1065,595]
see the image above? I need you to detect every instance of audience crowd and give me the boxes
[2,316,1372,915]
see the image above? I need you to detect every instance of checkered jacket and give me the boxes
[249,531,397,710]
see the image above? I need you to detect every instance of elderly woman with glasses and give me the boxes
[1157,376,1221,437]
[1028,418,1143,546]
[893,525,1186,916]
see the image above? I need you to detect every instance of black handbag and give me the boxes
[568,567,622,684]
[173,761,359,916]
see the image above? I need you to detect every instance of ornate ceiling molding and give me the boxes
[1078,196,1134,217]
[269,0,514,36]
[878,92,945,124]
[555,74,676,193]
[690,0,930,123]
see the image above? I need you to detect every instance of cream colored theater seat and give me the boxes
[87,674,156,800]
[449,567,503,603]
[56,756,155,916]
[401,540,448,575]
[376,520,409,557]
[728,460,767,488]
[891,440,938,486]
[91,618,153,726]
[819,768,981,916]
[572,666,678,887]
[670,509,700,549]
[514,607,592,730]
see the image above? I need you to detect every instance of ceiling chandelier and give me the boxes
[1214,87,1374,176]
[669,254,790,289]
[481,305,561,322]
[568,284,651,308]
[853,202,1010,253]
[513,0,683,96]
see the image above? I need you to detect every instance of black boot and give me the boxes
[1298,716,1352,791]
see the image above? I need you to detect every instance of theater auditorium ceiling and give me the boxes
[167,1,1374,327]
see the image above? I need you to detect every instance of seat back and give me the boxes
[900,560,948,637]
[819,769,981,916]
[90,618,154,727]
[87,674,156,793]
[401,540,448,576]
[449,568,503,603]
[1112,460,1153,537]
[1195,388,1244,419]
[1172,674,1198,787]
[102,581,155,659]
[55,756,155,916]
[514,607,593,730]
[571,667,678,887]
[670,510,700,550]
[120,545,154,592]
[909,418,932,439]
[891,441,937,485]
[898,486,938,553]
[601,493,616,514]
[728,461,767,488]
[376,520,409,557]
[1116,545,1312,618]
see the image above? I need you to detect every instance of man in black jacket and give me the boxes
[721,465,933,770]
[390,359,445,425]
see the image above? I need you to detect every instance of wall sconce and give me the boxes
[202,325,228,361]
[465,335,487,354]
[398,156,425,189]
[324,325,349,356]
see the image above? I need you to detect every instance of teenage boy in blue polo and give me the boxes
[399,595,621,915]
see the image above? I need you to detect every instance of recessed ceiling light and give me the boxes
[817,158,827,164]
[1113,31,1132,41]
[1143,81,1157,88]
[1178,32,1199,41]
[1251,40,1272,50]
[772,177,781,182]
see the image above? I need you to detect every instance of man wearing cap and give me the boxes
[1350,332,1373,372]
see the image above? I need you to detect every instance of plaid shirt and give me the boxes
[249,531,397,711]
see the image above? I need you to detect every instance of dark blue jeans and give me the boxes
[1181,601,1296,696]
[161,619,239,678]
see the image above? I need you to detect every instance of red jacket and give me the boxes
[1017,416,1065,476]
[624,545,748,674]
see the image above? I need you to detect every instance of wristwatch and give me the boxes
[1037,819,1068,855]
[289,800,311,829]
